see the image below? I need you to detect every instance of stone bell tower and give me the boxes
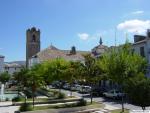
[26,27,40,67]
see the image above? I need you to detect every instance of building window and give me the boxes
[32,34,36,42]
[140,46,145,57]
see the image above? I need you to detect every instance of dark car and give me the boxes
[51,81,62,88]
[92,87,108,96]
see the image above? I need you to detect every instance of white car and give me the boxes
[75,85,81,91]
[79,86,91,93]
[70,84,81,91]
[103,89,124,99]
[63,83,70,90]
[70,86,76,91]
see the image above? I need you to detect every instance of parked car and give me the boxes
[103,89,125,99]
[51,81,62,88]
[70,85,76,91]
[75,84,81,91]
[79,86,91,93]
[70,84,81,91]
[63,83,70,90]
[92,87,108,96]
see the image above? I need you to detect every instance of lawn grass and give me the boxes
[26,98,49,102]
[111,109,129,113]
[33,101,103,111]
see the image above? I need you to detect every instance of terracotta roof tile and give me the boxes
[33,46,89,62]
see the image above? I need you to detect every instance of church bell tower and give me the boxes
[26,27,40,67]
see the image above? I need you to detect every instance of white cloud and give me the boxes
[77,30,109,41]
[117,19,150,34]
[131,10,144,15]
[78,33,89,40]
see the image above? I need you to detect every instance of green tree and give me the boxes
[99,43,147,112]
[13,68,29,99]
[125,73,150,110]
[82,54,101,103]
[13,71,22,97]
[27,64,45,108]
[0,72,10,84]
[42,58,69,91]
[65,61,83,96]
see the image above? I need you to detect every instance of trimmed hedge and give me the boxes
[19,103,33,112]
[12,97,23,102]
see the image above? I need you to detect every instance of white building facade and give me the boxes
[28,56,40,68]
[0,55,4,73]
[132,29,150,77]
[4,63,22,75]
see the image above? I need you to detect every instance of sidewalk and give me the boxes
[0,101,12,106]
[104,104,119,111]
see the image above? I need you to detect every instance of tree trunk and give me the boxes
[142,107,145,111]
[90,83,93,104]
[24,91,27,104]
[121,86,124,112]
[32,85,36,108]
[70,90,72,97]
[90,91,93,104]
[121,95,124,112]
[59,83,61,93]
[32,90,35,108]
[82,85,84,98]
[17,84,20,97]
[70,83,72,97]
[25,96,27,104]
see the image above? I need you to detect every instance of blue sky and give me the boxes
[0,0,150,61]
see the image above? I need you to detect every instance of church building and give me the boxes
[26,27,89,68]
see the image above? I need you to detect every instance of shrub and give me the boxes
[12,97,22,102]
[77,99,87,106]
[19,103,33,112]
[51,90,59,96]
[126,75,150,110]
[57,92,65,99]
[5,97,9,101]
